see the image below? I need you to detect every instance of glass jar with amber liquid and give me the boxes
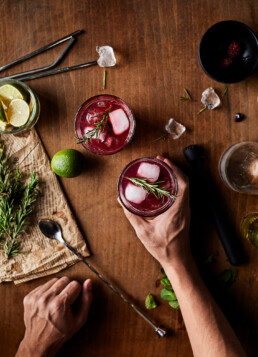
[240,213,258,248]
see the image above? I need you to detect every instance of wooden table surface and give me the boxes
[0,1,257,356]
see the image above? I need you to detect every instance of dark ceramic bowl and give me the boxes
[199,21,258,83]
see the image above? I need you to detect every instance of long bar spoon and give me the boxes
[38,219,166,338]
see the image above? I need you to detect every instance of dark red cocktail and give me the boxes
[118,158,178,217]
[75,95,136,155]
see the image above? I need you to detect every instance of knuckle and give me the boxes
[50,299,62,311]
[37,294,48,306]
[23,294,30,306]
[59,276,71,283]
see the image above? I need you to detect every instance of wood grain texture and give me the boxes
[0,0,257,356]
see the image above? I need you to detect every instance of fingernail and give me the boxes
[86,279,92,291]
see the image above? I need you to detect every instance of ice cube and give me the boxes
[137,163,160,182]
[201,87,220,109]
[125,183,147,204]
[165,118,186,139]
[105,136,115,148]
[96,46,116,67]
[109,109,129,135]
[84,126,105,142]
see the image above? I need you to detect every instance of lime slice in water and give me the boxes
[0,84,25,107]
[8,99,30,127]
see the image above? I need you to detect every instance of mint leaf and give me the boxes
[160,277,172,290]
[217,269,238,288]
[202,255,213,265]
[169,300,180,310]
[145,294,157,309]
[160,288,177,301]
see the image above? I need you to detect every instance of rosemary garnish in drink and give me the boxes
[126,177,176,200]
[77,108,111,144]
[180,88,192,101]
[0,142,40,258]
[197,106,207,115]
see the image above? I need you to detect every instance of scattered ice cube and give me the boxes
[84,126,105,142]
[96,46,116,67]
[137,163,160,182]
[165,118,186,139]
[201,87,221,109]
[125,182,147,204]
[109,109,129,135]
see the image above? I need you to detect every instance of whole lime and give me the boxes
[51,149,84,178]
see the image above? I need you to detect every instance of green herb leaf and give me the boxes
[160,277,172,290]
[217,269,238,288]
[127,177,176,201]
[0,102,7,122]
[160,288,177,301]
[145,294,158,309]
[197,106,207,115]
[222,87,228,97]
[202,255,214,265]
[103,70,107,89]
[77,108,111,144]
[153,132,169,142]
[180,88,192,101]
[169,300,180,309]
[160,268,172,289]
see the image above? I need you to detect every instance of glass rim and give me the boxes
[74,94,136,155]
[0,79,40,134]
[117,157,178,217]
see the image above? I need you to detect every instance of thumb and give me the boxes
[75,279,93,327]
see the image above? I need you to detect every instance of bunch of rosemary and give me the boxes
[0,142,40,259]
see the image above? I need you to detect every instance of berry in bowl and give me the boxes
[199,21,258,83]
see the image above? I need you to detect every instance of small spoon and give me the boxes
[38,219,166,338]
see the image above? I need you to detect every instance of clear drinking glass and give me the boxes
[219,142,258,194]
[0,79,40,134]
[118,157,178,217]
[75,94,136,155]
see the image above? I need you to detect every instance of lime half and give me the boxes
[0,84,25,107]
[8,99,30,127]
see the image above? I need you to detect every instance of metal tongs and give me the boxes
[0,30,97,81]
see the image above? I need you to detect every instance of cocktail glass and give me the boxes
[75,94,136,155]
[118,157,178,217]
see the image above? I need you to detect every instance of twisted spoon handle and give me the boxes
[63,241,166,338]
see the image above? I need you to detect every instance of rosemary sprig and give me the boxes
[77,108,111,144]
[103,70,107,89]
[222,87,228,97]
[127,177,176,201]
[197,106,207,115]
[0,142,40,258]
[180,88,192,101]
[153,131,169,142]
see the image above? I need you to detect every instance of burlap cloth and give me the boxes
[0,129,90,284]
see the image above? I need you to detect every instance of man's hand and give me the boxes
[16,277,92,357]
[121,156,191,268]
